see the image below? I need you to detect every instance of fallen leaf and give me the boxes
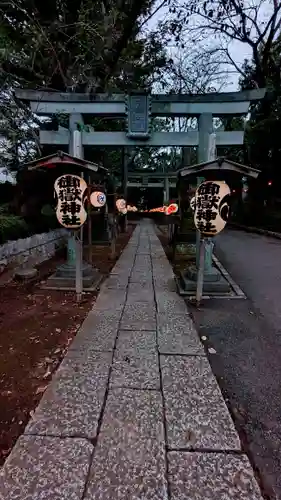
[43,367,52,379]
[35,384,48,395]
[208,347,217,354]
[1,390,12,396]
[55,328,61,333]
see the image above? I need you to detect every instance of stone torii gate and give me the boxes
[15,88,265,290]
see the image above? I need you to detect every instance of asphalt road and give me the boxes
[190,229,281,500]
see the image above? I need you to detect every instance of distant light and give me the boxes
[232,189,236,193]
[268,181,272,186]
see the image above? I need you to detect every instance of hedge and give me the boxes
[0,214,30,245]
[0,204,60,245]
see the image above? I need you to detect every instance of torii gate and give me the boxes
[15,88,266,291]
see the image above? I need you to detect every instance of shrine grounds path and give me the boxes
[0,221,262,500]
[192,228,281,500]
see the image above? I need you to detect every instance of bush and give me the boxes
[0,214,30,244]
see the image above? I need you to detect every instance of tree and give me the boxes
[162,0,281,88]
[239,55,281,190]
[0,0,170,179]
[0,0,168,92]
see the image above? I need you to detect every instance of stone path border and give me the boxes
[0,220,263,499]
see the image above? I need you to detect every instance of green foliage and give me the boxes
[0,0,170,182]
[0,0,167,93]
[0,214,29,244]
[239,44,281,202]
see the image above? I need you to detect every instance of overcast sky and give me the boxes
[144,0,272,91]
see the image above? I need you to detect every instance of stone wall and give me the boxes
[0,229,68,273]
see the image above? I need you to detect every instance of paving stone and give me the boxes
[135,255,151,262]
[111,353,160,389]
[158,331,204,355]
[152,256,171,264]
[84,389,167,500]
[69,310,122,351]
[168,452,263,500]
[110,330,159,389]
[157,313,203,354]
[155,291,188,314]
[0,436,93,500]
[152,264,172,273]
[25,351,111,438]
[128,282,154,293]
[115,330,157,355]
[94,288,127,311]
[161,356,240,450]
[126,288,155,304]
[121,250,137,257]
[130,271,153,283]
[157,312,194,331]
[154,278,177,292]
[133,265,152,273]
[118,257,136,265]
[102,275,129,289]
[121,302,156,330]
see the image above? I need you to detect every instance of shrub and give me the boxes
[0,214,29,244]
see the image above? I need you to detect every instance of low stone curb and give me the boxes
[229,222,281,240]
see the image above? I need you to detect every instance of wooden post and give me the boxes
[75,231,82,303]
[122,148,129,232]
[72,120,84,302]
[196,114,213,268]
[87,175,92,264]
[196,238,205,307]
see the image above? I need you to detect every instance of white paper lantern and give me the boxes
[54,174,87,229]
[194,180,230,237]
[90,191,106,208]
[116,198,126,212]
[190,196,196,212]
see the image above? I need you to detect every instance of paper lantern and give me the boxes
[116,198,126,212]
[90,191,106,208]
[54,174,87,229]
[194,180,230,237]
[165,203,178,215]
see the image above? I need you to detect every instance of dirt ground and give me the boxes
[0,225,135,465]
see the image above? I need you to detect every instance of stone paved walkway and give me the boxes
[0,221,263,499]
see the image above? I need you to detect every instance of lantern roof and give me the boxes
[22,151,108,175]
[177,157,260,179]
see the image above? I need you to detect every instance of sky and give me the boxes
[144,0,273,91]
